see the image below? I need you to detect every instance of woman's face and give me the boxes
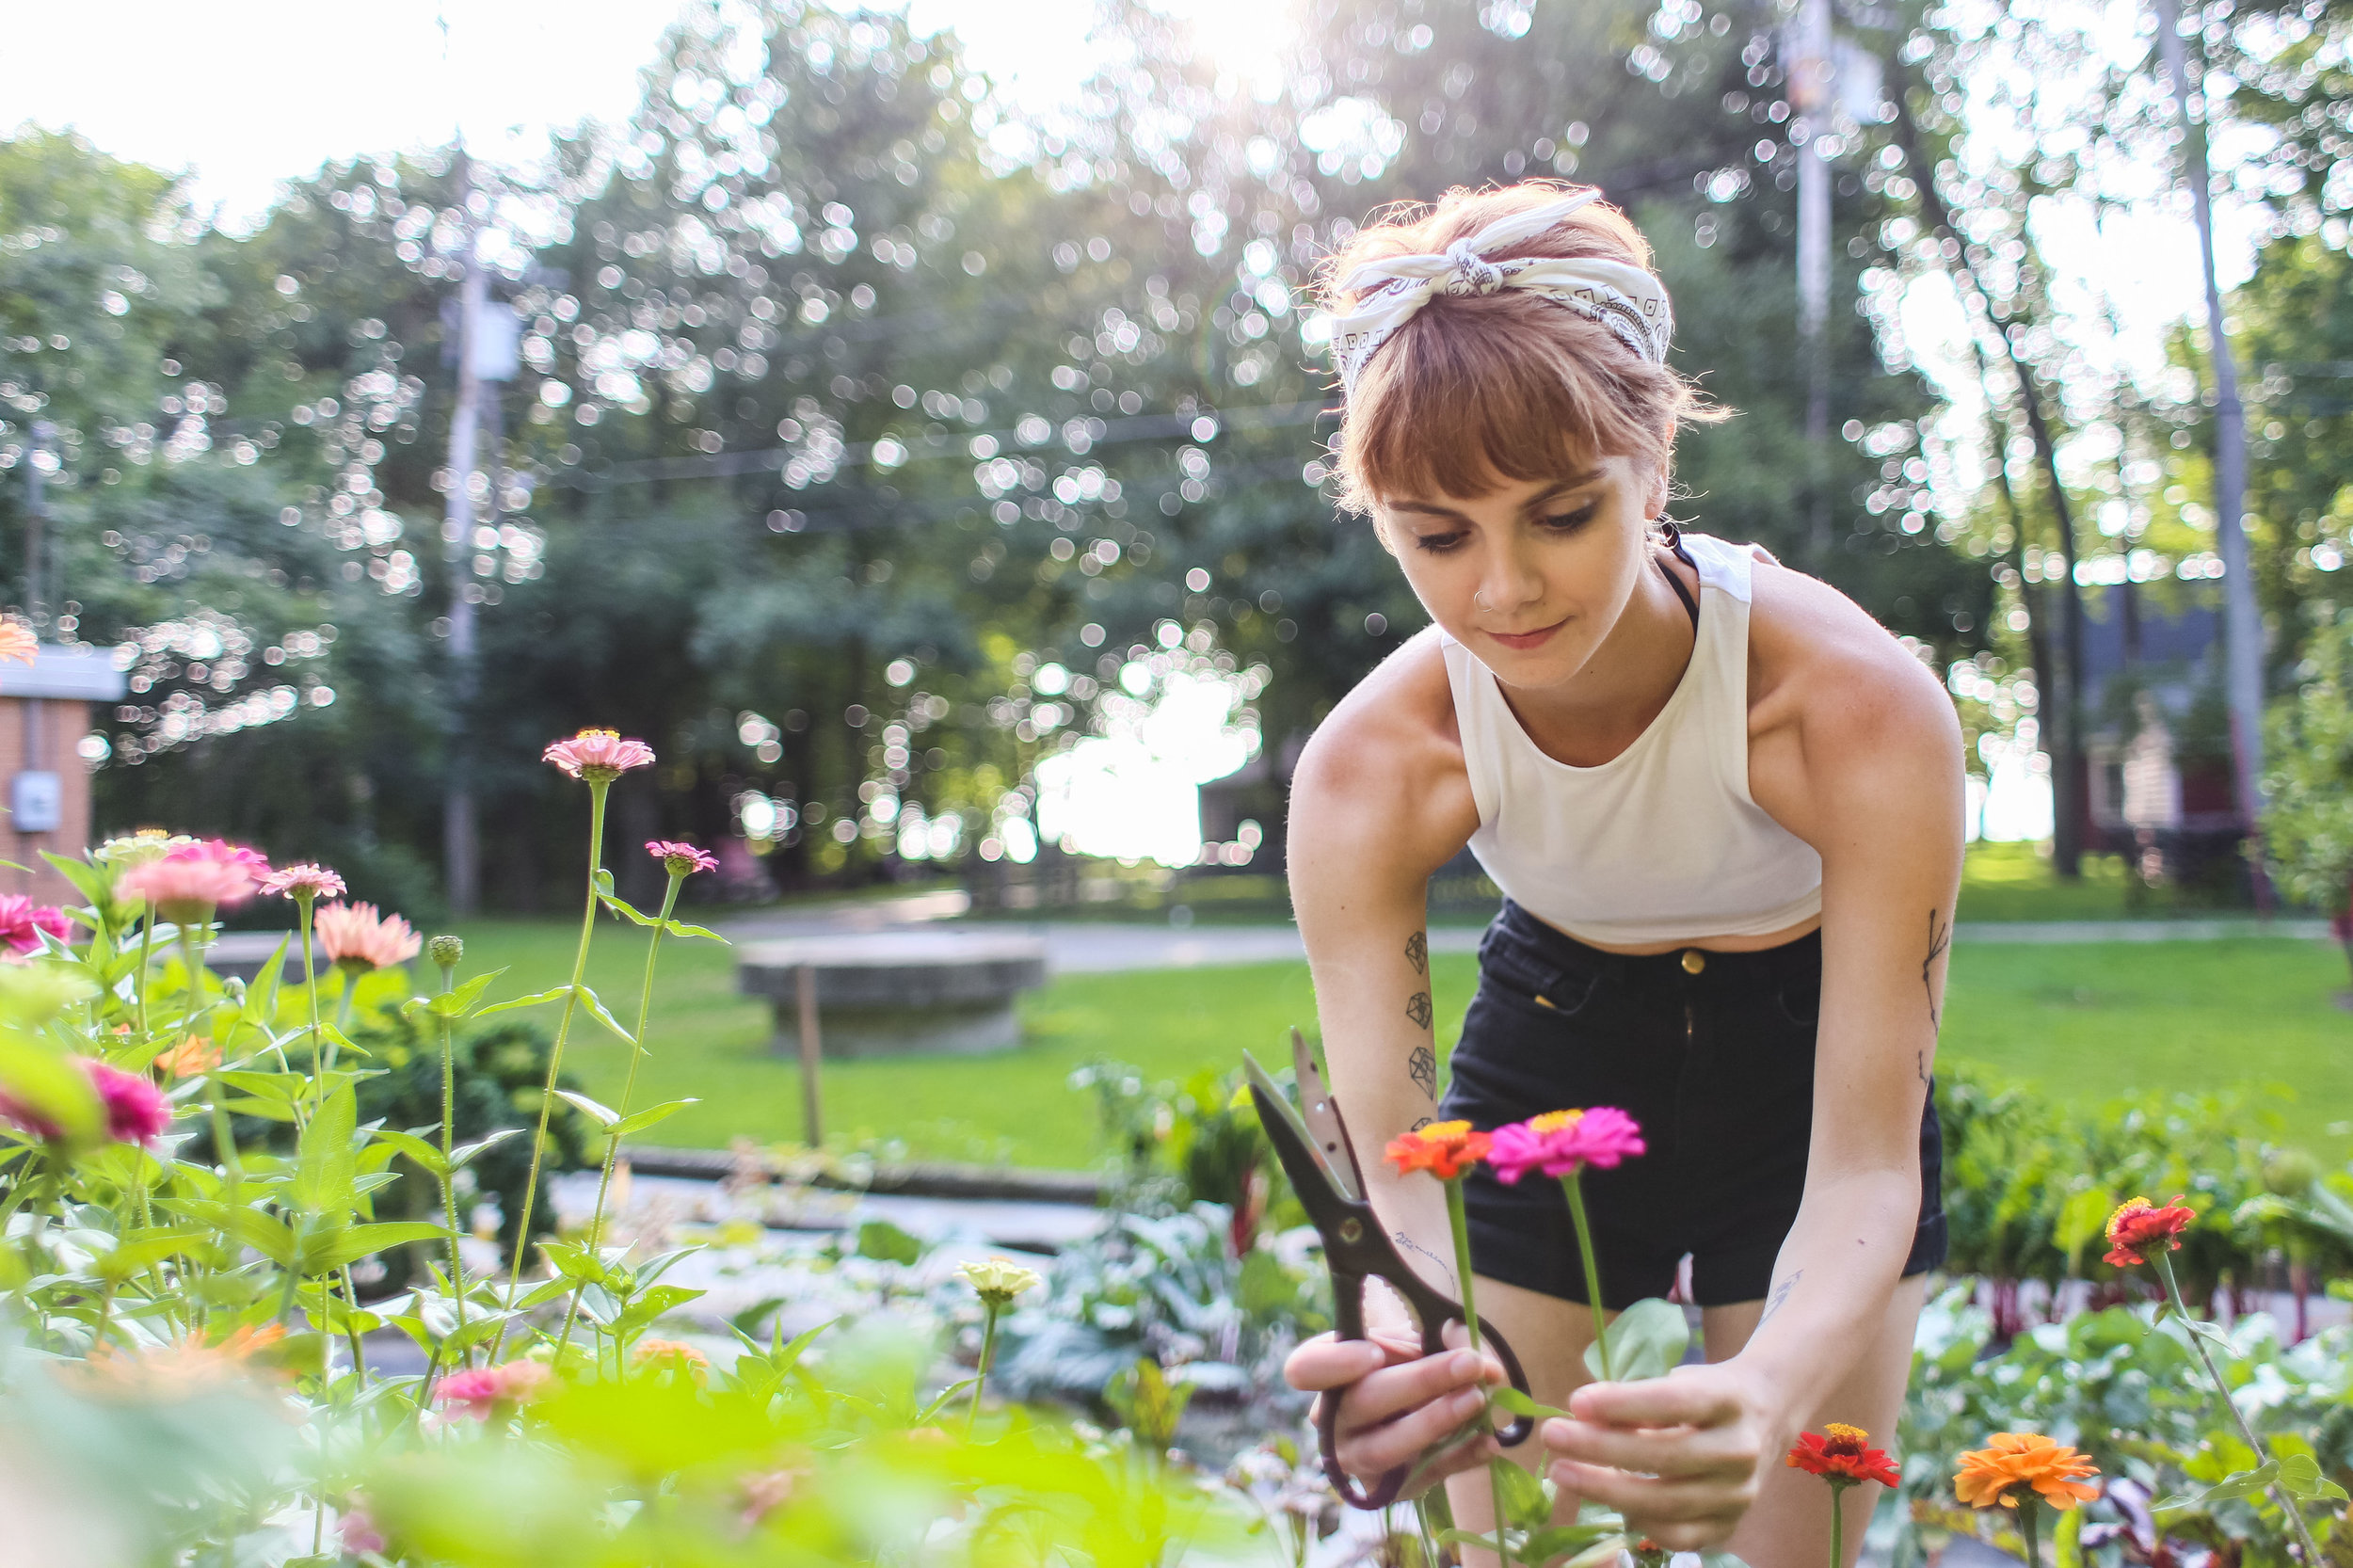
[1374,456,1666,691]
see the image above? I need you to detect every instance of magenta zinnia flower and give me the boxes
[313,902,422,972]
[261,863,346,902]
[0,895,72,953]
[543,728,656,783]
[433,1359,552,1417]
[1,1058,170,1145]
[1484,1107,1646,1184]
[647,840,718,876]
[115,839,270,923]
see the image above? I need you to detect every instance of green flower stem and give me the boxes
[1443,1176,1512,1568]
[2017,1495,2040,1568]
[967,1298,1004,1434]
[492,776,611,1361]
[557,868,683,1355]
[133,914,155,1042]
[1829,1478,1849,1568]
[296,892,324,1118]
[2150,1250,2325,1566]
[339,1263,368,1382]
[434,952,467,1359]
[1560,1171,1610,1383]
[176,923,208,1053]
[325,978,355,1077]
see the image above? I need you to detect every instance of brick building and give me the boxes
[0,647,127,904]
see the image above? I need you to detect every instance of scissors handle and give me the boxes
[1316,1266,1536,1512]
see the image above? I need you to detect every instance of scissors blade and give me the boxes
[1289,1027,1364,1203]
[1242,1048,1354,1209]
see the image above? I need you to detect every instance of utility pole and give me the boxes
[24,420,52,630]
[442,154,487,918]
[2153,0,2270,905]
[1791,0,1835,566]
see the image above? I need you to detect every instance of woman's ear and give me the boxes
[1643,467,1670,521]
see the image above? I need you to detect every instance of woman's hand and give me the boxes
[1540,1362,1779,1552]
[1284,1321,1506,1496]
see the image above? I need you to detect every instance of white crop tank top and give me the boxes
[1440,531,1823,946]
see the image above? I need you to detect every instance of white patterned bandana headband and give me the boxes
[1326,190,1674,396]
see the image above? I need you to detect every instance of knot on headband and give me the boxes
[1323,190,1674,397]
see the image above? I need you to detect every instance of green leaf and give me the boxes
[475,985,574,1019]
[1489,1385,1570,1422]
[2154,1461,2281,1515]
[2056,1186,2115,1266]
[1494,1456,1553,1530]
[2278,1453,2349,1503]
[291,1085,360,1218]
[301,1221,453,1276]
[553,1089,620,1128]
[598,889,658,927]
[662,919,726,943]
[422,970,505,1018]
[371,1128,451,1180]
[917,1376,981,1424]
[571,984,635,1045]
[1520,1526,1623,1564]
[856,1219,925,1265]
[607,1098,697,1139]
[1584,1296,1689,1383]
[449,1128,522,1170]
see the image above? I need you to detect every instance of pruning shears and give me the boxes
[1245,1029,1534,1511]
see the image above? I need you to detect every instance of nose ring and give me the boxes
[1473,590,1493,613]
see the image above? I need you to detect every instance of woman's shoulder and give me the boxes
[1741,548,1959,753]
[1290,627,1480,871]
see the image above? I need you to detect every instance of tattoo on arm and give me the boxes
[1405,932,1428,975]
[1394,1229,1457,1290]
[1922,910,1952,1032]
[1405,991,1433,1030]
[1407,1046,1437,1100]
[1757,1269,1802,1327]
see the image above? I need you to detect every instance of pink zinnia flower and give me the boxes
[115,839,269,923]
[647,840,718,876]
[1,1058,170,1145]
[1484,1107,1646,1184]
[0,895,72,953]
[313,902,422,972]
[260,863,346,902]
[337,1500,386,1556]
[543,728,656,783]
[433,1359,551,1417]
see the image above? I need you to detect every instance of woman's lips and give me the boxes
[1485,616,1568,651]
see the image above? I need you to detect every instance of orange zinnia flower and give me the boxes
[1787,1423,1899,1488]
[2103,1195,2196,1268]
[153,1036,220,1078]
[1385,1120,1494,1181]
[1954,1432,2101,1512]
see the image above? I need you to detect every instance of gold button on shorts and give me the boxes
[1680,949,1706,974]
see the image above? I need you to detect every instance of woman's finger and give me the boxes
[1333,1349,1498,1438]
[1338,1384,1500,1479]
[1283,1332,1423,1394]
[1546,1458,1750,1539]
[1540,1415,1758,1480]
[1568,1372,1744,1432]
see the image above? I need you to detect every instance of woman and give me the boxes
[1280,183,1960,1566]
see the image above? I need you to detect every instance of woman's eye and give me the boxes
[1411,530,1468,553]
[1539,505,1598,532]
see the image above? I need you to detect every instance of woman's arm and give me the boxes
[1281,634,1503,1486]
[1543,605,1965,1549]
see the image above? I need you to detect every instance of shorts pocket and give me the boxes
[1476,949,1603,1019]
[1773,972,1821,1028]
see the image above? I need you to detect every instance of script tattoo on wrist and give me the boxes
[1405,991,1433,1031]
[1405,932,1428,976]
[1407,1045,1437,1100]
[1395,1229,1456,1290]
[1757,1268,1802,1327]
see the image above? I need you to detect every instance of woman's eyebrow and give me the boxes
[1385,471,1603,522]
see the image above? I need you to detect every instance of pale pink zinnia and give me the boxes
[313,902,422,972]
[646,840,718,876]
[432,1359,552,1417]
[542,728,656,783]
[0,619,35,664]
[1484,1107,1647,1185]
[0,895,72,953]
[260,863,346,902]
[0,1058,170,1145]
[115,839,270,922]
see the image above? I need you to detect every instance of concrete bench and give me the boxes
[736,931,1048,1057]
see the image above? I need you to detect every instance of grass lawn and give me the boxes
[444,914,2353,1170]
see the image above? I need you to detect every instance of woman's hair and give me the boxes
[1318,181,1725,515]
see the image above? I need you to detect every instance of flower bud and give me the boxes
[429,934,465,968]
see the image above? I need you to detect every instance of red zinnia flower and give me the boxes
[1787,1423,1899,1488]
[646,840,718,876]
[1385,1120,1494,1181]
[2103,1195,2196,1268]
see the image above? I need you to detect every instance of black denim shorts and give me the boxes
[1438,901,1947,1310]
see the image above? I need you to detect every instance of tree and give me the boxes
[2261,607,2353,981]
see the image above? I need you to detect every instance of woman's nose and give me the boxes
[1478,549,1543,614]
